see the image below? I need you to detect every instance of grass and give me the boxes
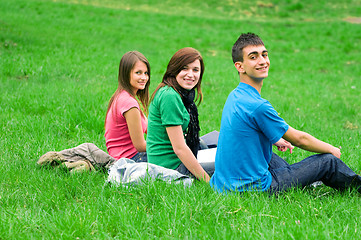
[1,0,361,238]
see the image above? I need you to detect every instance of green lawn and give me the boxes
[1,0,361,238]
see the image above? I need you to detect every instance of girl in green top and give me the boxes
[146,47,214,182]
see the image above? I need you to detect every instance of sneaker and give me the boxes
[310,181,323,188]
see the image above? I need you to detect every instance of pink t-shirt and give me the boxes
[105,90,147,159]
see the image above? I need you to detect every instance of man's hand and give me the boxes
[330,146,341,159]
[274,138,294,153]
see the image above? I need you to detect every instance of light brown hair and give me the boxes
[105,51,150,126]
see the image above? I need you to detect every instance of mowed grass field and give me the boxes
[1,0,361,238]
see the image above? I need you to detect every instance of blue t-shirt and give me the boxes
[210,82,289,193]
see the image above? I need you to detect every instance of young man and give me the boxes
[210,32,361,194]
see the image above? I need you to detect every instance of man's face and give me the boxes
[239,45,270,81]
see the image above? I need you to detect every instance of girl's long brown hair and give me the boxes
[151,47,204,104]
[105,51,150,127]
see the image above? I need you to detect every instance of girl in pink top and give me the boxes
[105,51,150,162]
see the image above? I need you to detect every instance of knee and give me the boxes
[319,153,344,167]
[320,153,338,160]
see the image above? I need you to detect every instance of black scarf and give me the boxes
[177,88,200,157]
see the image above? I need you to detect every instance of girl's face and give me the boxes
[176,59,201,90]
[130,61,149,94]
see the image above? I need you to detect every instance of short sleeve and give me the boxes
[115,93,139,117]
[158,89,185,126]
[253,101,289,144]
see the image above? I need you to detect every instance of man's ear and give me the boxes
[234,61,245,73]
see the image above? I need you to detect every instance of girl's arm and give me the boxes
[124,107,147,152]
[166,125,210,182]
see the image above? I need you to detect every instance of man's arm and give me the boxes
[282,126,341,158]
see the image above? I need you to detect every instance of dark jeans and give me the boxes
[269,153,361,194]
[269,152,290,169]
[131,152,147,163]
[174,136,217,178]
[176,161,215,178]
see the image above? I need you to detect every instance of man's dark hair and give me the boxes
[232,32,264,63]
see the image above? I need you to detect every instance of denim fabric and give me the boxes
[108,157,193,187]
[269,153,361,194]
[169,132,218,178]
[176,161,215,178]
[131,152,148,163]
[269,152,290,170]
